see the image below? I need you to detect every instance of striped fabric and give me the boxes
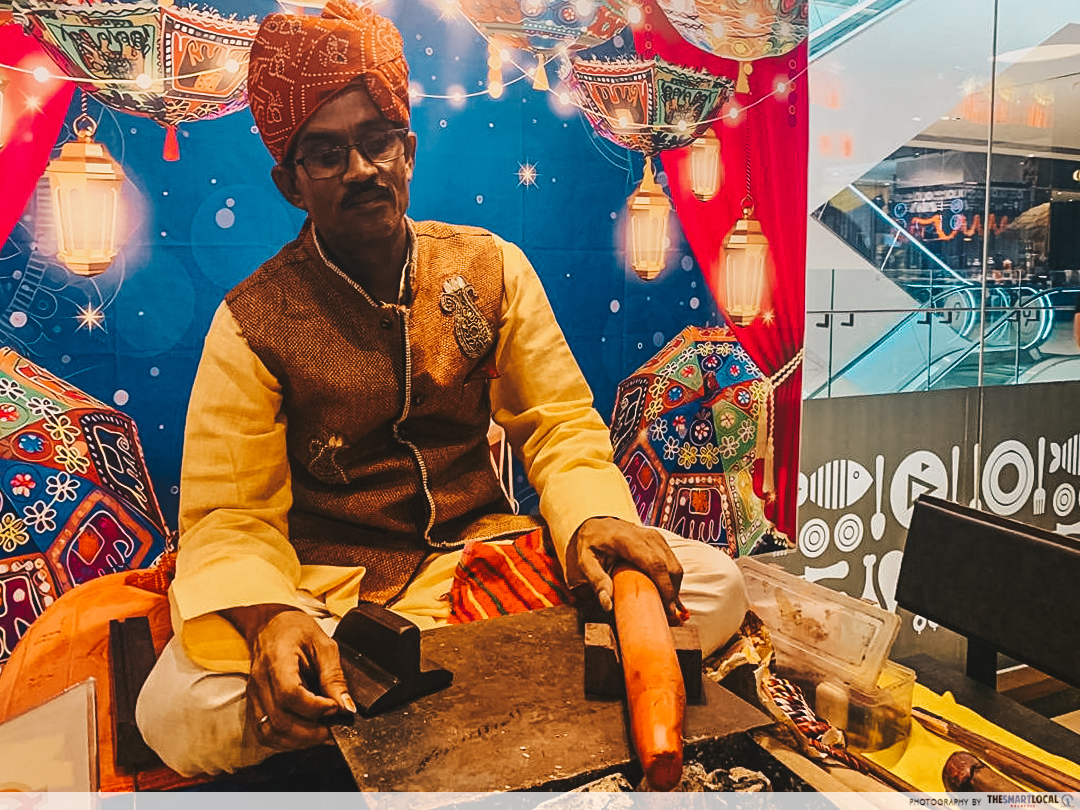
[448,529,572,623]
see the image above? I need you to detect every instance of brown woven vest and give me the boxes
[226,219,539,603]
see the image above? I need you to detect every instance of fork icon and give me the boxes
[1033,436,1047,515]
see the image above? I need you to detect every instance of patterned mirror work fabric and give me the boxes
[610,325,787,558]
[0,349,169,672]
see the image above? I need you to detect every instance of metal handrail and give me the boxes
[809,0,914,60]
[806,284,981,398]
[808,285,1066,398]
[899,286,1060,390]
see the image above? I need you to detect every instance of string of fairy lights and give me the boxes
[0,58,244,87]
[0,0,808,141]
[1,0,807,321]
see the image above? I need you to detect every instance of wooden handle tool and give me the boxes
[915,708,1080,792]
[612,564,685,791]
[943,751,1027,793]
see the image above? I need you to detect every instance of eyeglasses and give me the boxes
[293,128,409,179]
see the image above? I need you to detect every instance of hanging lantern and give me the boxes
[46,112,126,276]
[654,0,807,95]
[720,205,770,325]
[690,127,721,201]
[628,158,671,280]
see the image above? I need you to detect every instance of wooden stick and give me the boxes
[841,749,922,793]
[913,708,1080,792]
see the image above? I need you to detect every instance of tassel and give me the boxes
[735,61,752,95]
[163,124,180,161]
[532,53,549,91]
[754,381,771,491]
[759,349,806,496]
[763,426,775,496]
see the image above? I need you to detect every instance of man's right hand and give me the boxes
[222,605,356,751]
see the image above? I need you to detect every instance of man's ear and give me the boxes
[404,131,417,182]
[271,164,307,211]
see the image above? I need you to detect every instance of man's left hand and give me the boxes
[568,516,685,621]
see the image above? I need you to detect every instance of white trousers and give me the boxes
[135,532,748,777]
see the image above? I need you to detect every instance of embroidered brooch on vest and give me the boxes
[439,275,493,360]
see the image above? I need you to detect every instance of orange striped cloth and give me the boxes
[448,529,572,623]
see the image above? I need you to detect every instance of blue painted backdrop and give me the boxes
[1,0,719,526]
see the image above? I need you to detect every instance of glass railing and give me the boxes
[808,183,1078,397]
[807,286,1076,396]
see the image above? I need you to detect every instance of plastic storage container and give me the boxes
[736,556,901,692]
[813,660,915,753]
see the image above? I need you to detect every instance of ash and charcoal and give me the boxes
[570,761,771,793]
[662,762,771,792]
[531,732,811,795]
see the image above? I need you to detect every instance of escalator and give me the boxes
[808,0,911,58]
[804,0,1080,397]
[806,183,1067,398]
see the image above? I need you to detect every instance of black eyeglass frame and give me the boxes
[292,127,411,179]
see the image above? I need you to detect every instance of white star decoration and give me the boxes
[75,303,106,332]
[517,162,538,188]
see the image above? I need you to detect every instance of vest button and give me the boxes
[380,316,393,330]
[412,392,425,406]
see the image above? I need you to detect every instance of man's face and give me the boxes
[273,83,417,248]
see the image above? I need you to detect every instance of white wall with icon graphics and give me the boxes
[793,380,1080,661]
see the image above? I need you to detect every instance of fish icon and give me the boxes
[798,459,874,509]
[1050,434,1080,476]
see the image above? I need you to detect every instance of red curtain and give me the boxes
[633,8,807,540]
[0,24,74,245]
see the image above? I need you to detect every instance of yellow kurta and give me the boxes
[173,233,640,671]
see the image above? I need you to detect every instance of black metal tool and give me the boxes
[331,602,452,717]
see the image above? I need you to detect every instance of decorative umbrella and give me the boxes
[609,324,786,557]
[458,0,629,57]
[567,56,733,279]
[655,0,807,63]
[456,0,630,89]
[567,55,734,153]
[14,0,260,159]
[0,349,168,671]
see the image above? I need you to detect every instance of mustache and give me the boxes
[341,181,390,208]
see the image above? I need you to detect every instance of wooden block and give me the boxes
[672,624,703,704]
[583,622,623,698]
[109,616,162,773]
[585,622,702,702]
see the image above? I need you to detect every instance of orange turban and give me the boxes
[247,0,410,165]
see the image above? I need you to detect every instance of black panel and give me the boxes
[1049,201,1080,271]
[896,496,1080,689]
